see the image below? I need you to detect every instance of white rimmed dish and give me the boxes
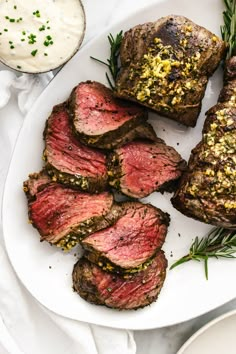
[0,0,85,73]
[177,309,236,354]
[3,0,236,330]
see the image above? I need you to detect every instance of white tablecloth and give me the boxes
[0,1,236,354]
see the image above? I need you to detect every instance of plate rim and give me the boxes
[177,309,236,354]
[2,0,236,330]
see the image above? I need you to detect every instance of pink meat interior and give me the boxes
[74,82,143,135]
[46,105,107,177]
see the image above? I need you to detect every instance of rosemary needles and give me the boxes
[90,31,123,89]
[170,228,236,279]
[221,0,236,59]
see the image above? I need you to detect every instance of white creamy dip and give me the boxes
[0,0,85,72]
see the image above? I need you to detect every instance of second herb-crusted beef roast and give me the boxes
[108,139,186,198]
[72,250,167,310]
[25,177,121,249]
[171,57,236,228]
[68,81,157,149]
[115,15,226,127]
[43,103,108,193]
[82,202,169,273]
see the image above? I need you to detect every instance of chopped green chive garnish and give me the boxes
[22,31,26,35]
[5,16,19,22]
[4,29,8,32]
[39,25,45,31]
[14,5,17,10]
[44,35,53,46]
[28,33,37,44]
[31,49,38,56]
[9,41,13,44]
[21,38,25,41]
[33,10,41,18]
[10,45,15,49]
[17,66,21,69]
[44,53,48,56]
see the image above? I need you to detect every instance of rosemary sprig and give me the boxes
[170,228,236,279]
[221,0,236,59]
[90,31,123,89]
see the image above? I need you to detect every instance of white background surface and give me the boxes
[1,0,236,353]
[3,0,236,331]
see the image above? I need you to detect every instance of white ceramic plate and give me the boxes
[177,309,236,354]
[3,0,236,330]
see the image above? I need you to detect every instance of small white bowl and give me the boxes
[0,0,86,74]
[177,309,236,354]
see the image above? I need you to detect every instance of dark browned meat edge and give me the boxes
[82,201,170,273]
[43,103,108,194]
[67,81,156,149]
[107,138,187,197]
[115,15,226,127]
[72,250,168,310]
[171,56,236,228]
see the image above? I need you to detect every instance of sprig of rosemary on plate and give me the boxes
[170,228,236,279]
[221,0,236,59]
[90,31,123,89]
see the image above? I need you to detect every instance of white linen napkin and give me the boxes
[0,66,136,354]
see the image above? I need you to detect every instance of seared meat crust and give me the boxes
[115,15,226,127]
[172,57,236,228]
[72,250,167,310]
[82,202,169,273]
[108,139,186,198]
[25,180,122,249]
[68,81,156,149]
[43,103,108,193]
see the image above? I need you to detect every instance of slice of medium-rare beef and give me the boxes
[115,16,226,127]
[68,81,155,149]
[43,103,108,193]
[28,183,121,250]
[108,139,186,198]
[82,202,169,273]
[171,57,236,228]
[72,250,167,310]
[23,170,51,201]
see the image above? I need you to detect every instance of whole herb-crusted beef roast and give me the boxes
[171,57,236,228]
[108,139,186,198]
[72,250,167,310]
[43,103,108,193]
[25,178,121,249]
[82,202,170,273]
[68,81,157,149]
[115,15,226,127]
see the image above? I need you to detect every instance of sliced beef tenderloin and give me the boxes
[108,139,186,198]
[72,250,167,310]
[27,183,121,250]
[68,81,155,149]
[115,15,226,127]
[43,103,108,193]
[82,202,169,273]
[23,170,51,201]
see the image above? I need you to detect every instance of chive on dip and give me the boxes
[0,0,85,73]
